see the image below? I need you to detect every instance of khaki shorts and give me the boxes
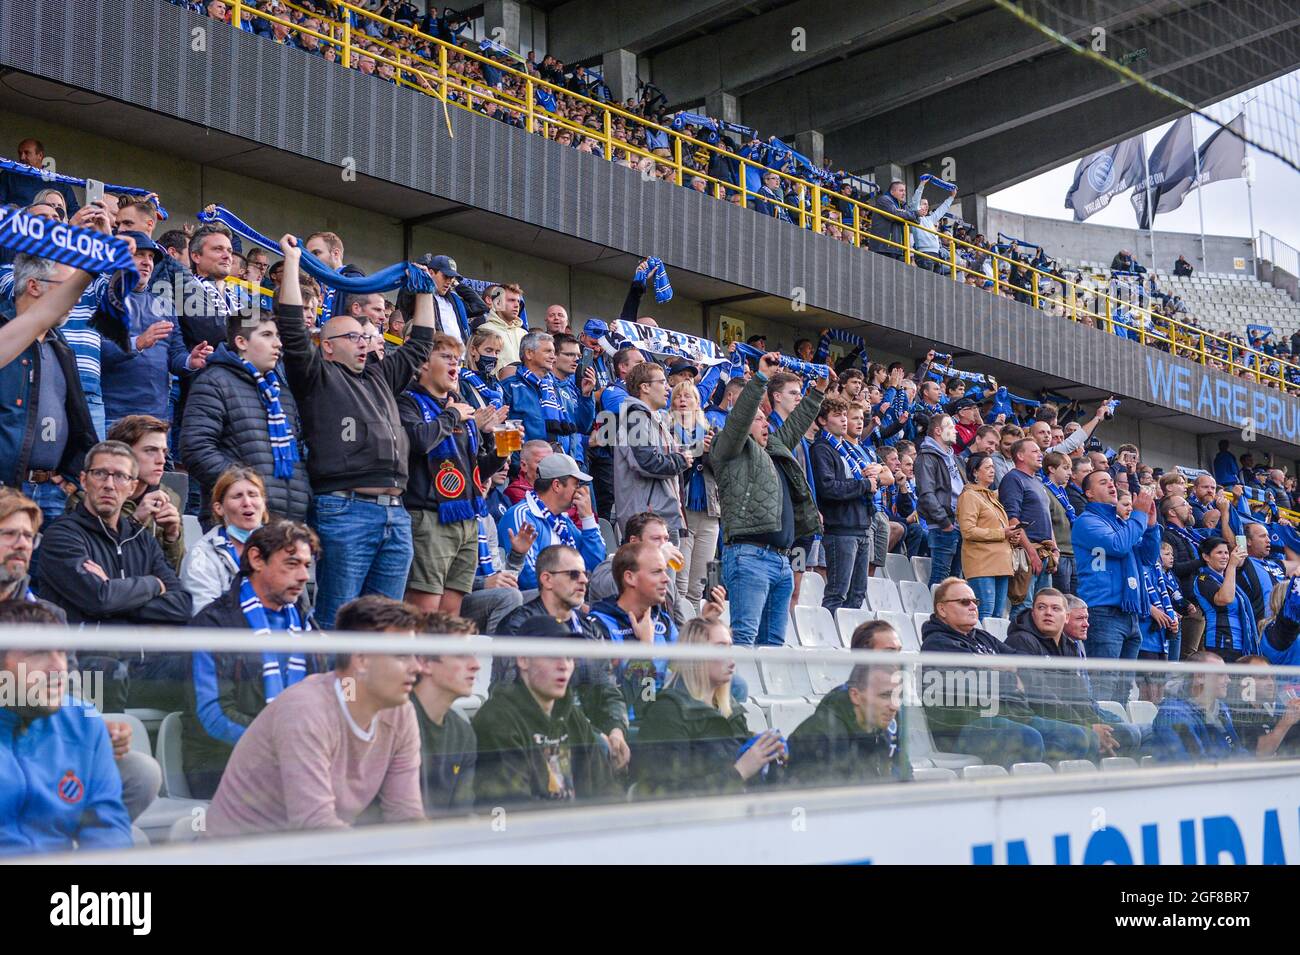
[408,509,479,595]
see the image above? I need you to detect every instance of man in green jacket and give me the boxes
[712,352,830,645]
[786,662,901,788]
[471,618,619,807]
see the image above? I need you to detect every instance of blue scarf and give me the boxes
[0,157,169,218]
[1040,471,1076,522]
[634,256,674,303]
[405,389,487,524]
[675,422,709,512]
[462,369,504,408]
[239,358,298,480]
[730,340,829,381]
[1198,564,1260,654]
[238,577,306,703]
[198,205,434,295]
[0,206,138,283]
[823,433,865,479]
[525,489,578,549]
[518,368,563,424]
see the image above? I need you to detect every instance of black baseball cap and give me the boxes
[667,360,698,379]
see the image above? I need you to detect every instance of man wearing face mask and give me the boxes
[915,414,964,585]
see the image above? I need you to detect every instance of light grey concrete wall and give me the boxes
[988,207,1254,275]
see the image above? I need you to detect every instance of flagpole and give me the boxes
[1242,95,1258,273]
[1190,114,1208,271]
[1141,129,1157,270]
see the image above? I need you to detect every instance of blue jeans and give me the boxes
[1052,554,1077,596]
[311,495,414,629]
[902,521,926,557]
[822,533,870,614]
[85,392,106,441]
[22,480,68,527]
[722,543,793,647]
[967,575,1009,620]
[1087,606,1142,703]
[1012,567,1053,617]
[926,527,961,585]
[953,715,1091,768]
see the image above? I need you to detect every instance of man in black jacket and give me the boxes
[1005,589,1144,758]
[810,395,876,614]
[35,440,192,711]
[867,180,918,261]
[914,414,963,585]
[398,332,507,617]
[181,309,312,523]
[495,544,630,768]
[183,520,323,797]
[272,235,435,628]
[1160,494,1206,658]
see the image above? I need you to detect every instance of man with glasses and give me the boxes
[273,235,436,628]
[497,544,629,767]
[920,577,1091,769]
[33,440,192,711]
[0,489,58,615]
[611,360,692,541]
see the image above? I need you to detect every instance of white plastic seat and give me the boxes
[1057,759,1098,774]
[758,656,815,699]
[741,700,769,733]
[805,649,852,696]
[1095,700,1127,722]
[912,611,932,643]
[910,556,933,584]
[877,610,920,652]
[793,605,840,649]
[865,577,903,613]
[156,711,190,799]
[981,616,1010,642]
[796,572,825,607]
[911,767,957,782]
[901,694,981,770]
[899,580,933,614]
[1101,756,1139,772]
[597,518,619,556]
[451,696,481,721]
[884,553,915,582]
[1127,700,1158,725]
[102,712,151,757]
[962,764,1009,779]
[183,515,203,551]
[1011,761,1054,776]
[834,607,875,648]
[734,657,763,698]
[767,699,815,736]
[471,653,492,699]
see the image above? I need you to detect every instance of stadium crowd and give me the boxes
[4,116,1300,856]
[153,0,1300,393]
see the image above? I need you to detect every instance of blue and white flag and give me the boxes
[613,319,729,366]
[1064,136,1147,222]
[0,205,137,282]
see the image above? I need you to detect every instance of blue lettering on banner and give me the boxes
[970,807,1293,864]
[1144,354,1300,441]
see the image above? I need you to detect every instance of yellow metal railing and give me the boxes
[217,0,1300,391]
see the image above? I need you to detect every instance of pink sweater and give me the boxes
[207,672,424,837]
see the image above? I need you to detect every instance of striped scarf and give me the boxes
[730,341,830,381]
[518,368,563,424]
[635,256,674,303]
[823,433,865,479]
[239,358,298,480]
[237,577,306,703]
[404,389,486,524]
[525,489,577,549]
[462,369,504,408]
[1040,471,1076,522]
[476,517,496,577]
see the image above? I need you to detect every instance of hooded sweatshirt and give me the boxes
[471,679,616,807]
[587,597,678,721]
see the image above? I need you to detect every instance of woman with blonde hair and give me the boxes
[670,380,720,613]
[180,467,269,614]
[634,618,785,797]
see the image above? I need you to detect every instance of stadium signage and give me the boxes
[1144,354,1300,441]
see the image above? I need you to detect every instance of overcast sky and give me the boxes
[989,74,1300,262]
